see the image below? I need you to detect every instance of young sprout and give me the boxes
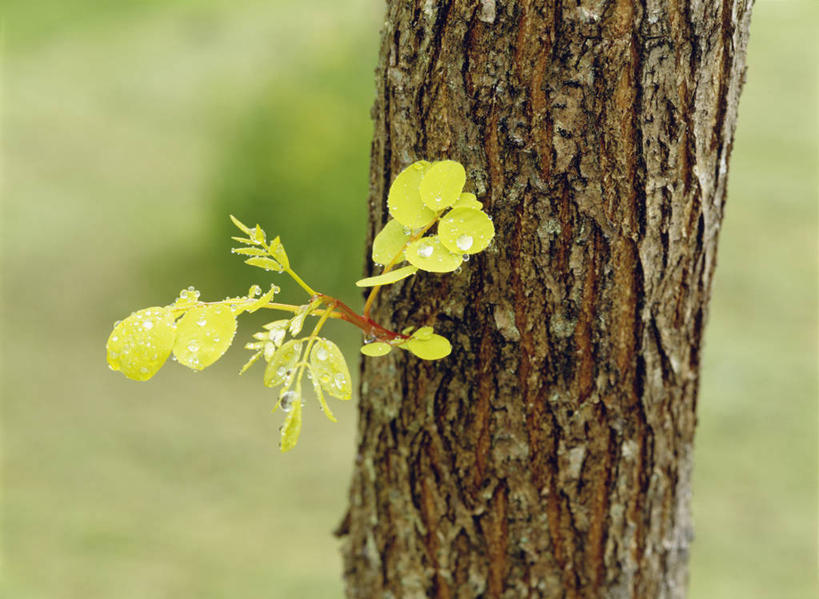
[105,159,494,451]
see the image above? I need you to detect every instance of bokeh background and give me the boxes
[2,0,816,597]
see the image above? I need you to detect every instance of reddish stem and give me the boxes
[316,294,409,342]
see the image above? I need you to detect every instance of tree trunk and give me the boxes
[339,1,753,597]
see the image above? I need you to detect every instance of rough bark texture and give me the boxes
[340,1,753,597]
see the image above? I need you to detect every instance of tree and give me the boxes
[338,1,754,597]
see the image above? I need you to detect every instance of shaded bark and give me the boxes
[340,1,753,597]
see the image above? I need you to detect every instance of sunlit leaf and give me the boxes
[372,219,411,265]
[401,333,452,360]
[412,326,434,340]
[231,247,267,256]
[360,342,392,357]
[106,307,177,381]
[250,225,266,244]
[264,339,303,387]
[310,371,337,422]
[239,350,263,374]
[452,192,483,210]
[405,236,462,273]
[310,338,351,400]
[232,236,258,245]
[419,160,465,211]
[268,236,290,269]
[387,161,436,228]
[279,394,303,453]
[289,303,315,336]
[438,207,495,255]
[245,257,283,272]
[245,284,278,313]
[173,304,237,370]
[262,320,289,348]
[230,214,252,235]
[355,265,419,288]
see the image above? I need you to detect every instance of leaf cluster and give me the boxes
[106,159,493,452]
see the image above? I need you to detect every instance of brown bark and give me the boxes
[339,1,753,597]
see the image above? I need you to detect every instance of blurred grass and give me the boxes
[1,0,816,598]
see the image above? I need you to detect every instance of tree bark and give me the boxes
[340,1,753,597]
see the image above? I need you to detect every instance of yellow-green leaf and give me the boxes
[387,161,437,228]
[401,333,452,360]
[173,304,237,370]
[250,225,265,244]
[106,307,177,381]
[419,160,466,211]
[405,236,462,273]
[372,219,411,265]
[360,342,392,357]
[245,256,283,272]
[438,207,495,255]
[355,265,419,287]
[452,192,483,210]
[412,326,434,340]
[268,236,290,269]
[310,373,337,422]
[264,339,303,387]
[230,214,252,235]
[279,394,302,452]
[239,350,262,374]
[245,284,278,313]
[310,338,351,400]
[231,247,267,256]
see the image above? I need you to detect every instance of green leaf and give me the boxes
[452,192,483,210]
[230,214,252,235]
[250,225,266,244]
[438,207,495,255]
[405,236,462,273]
[372,219,411,265]
[245,256,283,272]
[401,333,452,360]
[232,236,258,245]
[239,350,263,374]
[419,160,466,211]
[173,304,237,370]
[231,247,267,256]
[279,393,303,452]
[310,338,351,400]
[106,307,177,381]
[412,326,434,340]
[355,265,419,287]
[360,342,392,357]
[264,339,303,387]
[387,161,437,228]
[245,284,278,313]
[289,302,316,336]
[262,319,290,347]
[268,236,290,269]
[310,372,337,422]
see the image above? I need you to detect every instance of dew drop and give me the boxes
[196,318,207,327]
[456,234,473,251]
[463,254,471,262]
[316,347,328,361]
[142,320,154,330]
[280,390,299,413]
[417,243,434,258]
[187,343,200,353]
[277,366,287,378]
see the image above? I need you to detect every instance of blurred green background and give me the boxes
[2,0,816,597]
